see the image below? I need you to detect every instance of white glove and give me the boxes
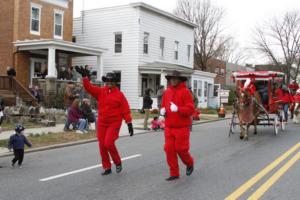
[158,115,165,121]
[160,107,166,116]
[170,102,178,112]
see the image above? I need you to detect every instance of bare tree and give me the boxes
[218,39,250,65]
[254,11,300,83]
[174,0,231,71]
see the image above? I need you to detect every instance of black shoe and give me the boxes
[11,163,15,168]
[165,176,179,181]
[101,169,112,176]
[116,164,122,173]
[186,165,194,176]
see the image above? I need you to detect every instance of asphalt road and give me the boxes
[0,120,300,200]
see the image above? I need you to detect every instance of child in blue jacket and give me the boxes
[8,124,32,168]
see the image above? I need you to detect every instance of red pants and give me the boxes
[97,122,122,170]
[164,127,194,177]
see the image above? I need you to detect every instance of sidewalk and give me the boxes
[0,114,229,156]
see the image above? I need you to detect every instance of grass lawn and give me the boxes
[1,122,43,132]
[0,131,97,149]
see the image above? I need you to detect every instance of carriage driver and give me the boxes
[242,78,256,96]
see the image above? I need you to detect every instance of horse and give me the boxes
[293,102,300,123]
[236,89,261,140]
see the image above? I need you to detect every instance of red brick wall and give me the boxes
[0,0,14,76]
[0,0,74,86]
[207,58,226,85]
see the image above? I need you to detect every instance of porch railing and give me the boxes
[0,76,39,107]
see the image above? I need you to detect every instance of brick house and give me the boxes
[0,0,104,106]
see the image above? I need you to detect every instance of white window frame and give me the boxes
[114,32,122,54]
[187,45,191,62]
[54,9,64,39]
[160,37,165,58]
[198,80,202,97]
[174,41,179,60]
[143,32,149,54]
[30,3,42,35]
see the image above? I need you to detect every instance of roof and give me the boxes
[130,2,197,28]
[139,61,194,74]
[192,70,217,78]
[14,39,106,56]
[232,71,285,79]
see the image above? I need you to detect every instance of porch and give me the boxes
[138,61,194,109]
[13,39,105,107]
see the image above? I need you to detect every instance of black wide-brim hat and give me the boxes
[102,72,119,82]
[165,70,188,81]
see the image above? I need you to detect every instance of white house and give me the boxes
[191,70,218,108]
[73,2,197,109]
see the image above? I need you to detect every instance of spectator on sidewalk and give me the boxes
[0,97,4,130]
[8,124,32,168]
[157,85,165,109]
[64,82,77,109]
[81,98,96,129]
[67,99,88,134]
[143,88,153,130]
[30,85,41,103]
[6,66,16,77]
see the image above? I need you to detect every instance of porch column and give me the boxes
[47,47,56,78]
[160,70,167,87]
[96,54,103,81]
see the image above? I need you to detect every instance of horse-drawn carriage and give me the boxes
[229,71,286,140]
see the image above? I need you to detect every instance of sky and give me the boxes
[73,0,300,64]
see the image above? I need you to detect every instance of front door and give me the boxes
[30,58,47,87]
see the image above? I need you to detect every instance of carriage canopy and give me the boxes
[232,71,285,80]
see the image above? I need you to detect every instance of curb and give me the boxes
[0,117,230,158]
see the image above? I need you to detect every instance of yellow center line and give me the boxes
[225,142,300,200]
[247,151,300,200]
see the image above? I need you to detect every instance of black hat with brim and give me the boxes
[102,73,118,82]
[165,70,188,81]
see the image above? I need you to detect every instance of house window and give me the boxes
[204,82,208,97]
[174,41,179,60]
[198,81,202,97]
[30,4,41,35]
[160,37,165,57]
[141,74,160,96]
[220,68,225,75]
[143,32,149,54]
[114,33,122,53]
[187,45,191,62]
[193,80,197,95]
[54,10,64,39]
[215,67,220,74]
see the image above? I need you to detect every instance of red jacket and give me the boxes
[83,78,132,124]
[288,83,299,92]
[161,82,194,128]
[276,88,294,104]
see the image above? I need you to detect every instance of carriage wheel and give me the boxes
[274,116,279,135]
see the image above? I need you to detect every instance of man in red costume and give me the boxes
[159,70,195,181]
[76,66,134,176]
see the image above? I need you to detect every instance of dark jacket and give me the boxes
[81,104,95,123]
[143,94,153,109]
[7,68,16,77]
[8,134,32,150]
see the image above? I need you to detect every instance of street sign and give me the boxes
[219,89,230,103]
